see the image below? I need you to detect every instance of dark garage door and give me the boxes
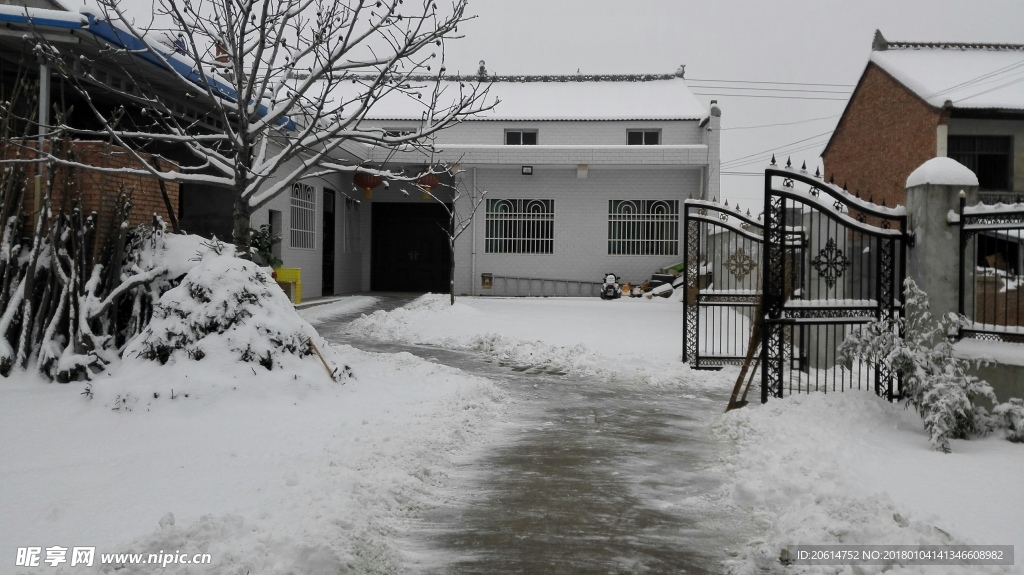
[371,203,450,292]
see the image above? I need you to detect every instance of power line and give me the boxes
[687,77,855,88]
[924,58,1024,100]
[955,69,1024,103]
[688,85,851,95]
[721,139,830,171]
[722,140,830,171]
[720,139,831,169]
[720,130,834,167]
[720,114,841,131]
[692,93,849,101]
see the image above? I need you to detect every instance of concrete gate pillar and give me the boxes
[904,157,979,319]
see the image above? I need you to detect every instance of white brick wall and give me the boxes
[364,119,704,145]
[248,114,721,300]
[251,162,364,300]
[451,166,701,295]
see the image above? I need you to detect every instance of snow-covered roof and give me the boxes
[357,75,708,122]
[870,33,1024,111]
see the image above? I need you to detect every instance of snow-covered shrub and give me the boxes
[125,243,342,376]
[839,278,1002,452]
[994,398,1024,443]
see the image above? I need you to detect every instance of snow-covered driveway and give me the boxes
[317,295,752,573]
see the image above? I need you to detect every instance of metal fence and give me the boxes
[959,197,1024,343]
[482,275,603,297]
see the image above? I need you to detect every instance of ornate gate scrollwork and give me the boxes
[761,165,909,402]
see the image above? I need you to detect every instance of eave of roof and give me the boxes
[0,5,293,129]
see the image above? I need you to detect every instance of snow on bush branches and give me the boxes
[125,242,346,379]
[839,278,1023,452]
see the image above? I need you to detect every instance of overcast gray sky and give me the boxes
[442,0,1024,206]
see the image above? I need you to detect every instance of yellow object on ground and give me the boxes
[274,268,302,304]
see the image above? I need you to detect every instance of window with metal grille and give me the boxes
[608,199,679,256]
[485,199,554,254]
[949,136,1012,190]
[290,182,316,249]
[627,130,660,145]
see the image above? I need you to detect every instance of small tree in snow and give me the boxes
[418,165,486,305]
[16,0,492,254]
[839,278,1022,452]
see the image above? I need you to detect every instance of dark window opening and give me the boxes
[949,136,1012,190]
[627,130,660,145]
[506,130,538,145]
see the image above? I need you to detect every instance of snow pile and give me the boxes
[347,294,733,391]
[906,157,979,188]
[124,248,347,380]
[715,393,1024,574]
[131,231,234,282]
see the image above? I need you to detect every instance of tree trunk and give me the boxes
[449,214,456,306]
[151,157,180,233]
[233,192,252,259]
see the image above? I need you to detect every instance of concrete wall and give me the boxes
[905,181,979,320]
[450,166,701,295]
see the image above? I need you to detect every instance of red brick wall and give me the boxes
[975,276,1024,328]
[6,140,179,249]
[822,63,944,209]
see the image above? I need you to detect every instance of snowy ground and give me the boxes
[347,294,725,390]
[1,295,507,574]
[3,292,1021,574]
[347,294,1024,574]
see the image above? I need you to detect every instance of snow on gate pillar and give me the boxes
[904,157,979,319]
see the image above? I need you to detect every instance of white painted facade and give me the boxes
[257,75,722,299]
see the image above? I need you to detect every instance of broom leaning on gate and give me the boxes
[725,293,763,412]
[725,253,796,412]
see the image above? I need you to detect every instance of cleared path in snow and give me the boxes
[317,294,751,574]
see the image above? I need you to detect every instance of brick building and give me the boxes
[0,5,185,253]
[822,31,1024,208]
[2,139,178,255]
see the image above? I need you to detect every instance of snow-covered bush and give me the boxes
[124,242,347,379]
[994,398,1024,443]
[838,278,1015,452]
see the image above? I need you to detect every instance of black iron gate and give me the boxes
[682,199,766,369]
[761,161,909,402]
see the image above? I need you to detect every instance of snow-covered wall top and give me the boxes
[870,47,1024,111]
[346,77,709,122]
[906,157,979,188]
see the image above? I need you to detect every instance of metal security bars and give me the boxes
[290,183,317,249]
[485,199,555,254]
[958,198,1024,343]
[608,200,679,256]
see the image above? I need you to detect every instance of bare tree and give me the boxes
[418,165,486,305]
[16,0,492,253]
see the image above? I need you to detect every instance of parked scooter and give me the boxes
[600,273,621,300]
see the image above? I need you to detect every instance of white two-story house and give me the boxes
[250,69,721,298]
